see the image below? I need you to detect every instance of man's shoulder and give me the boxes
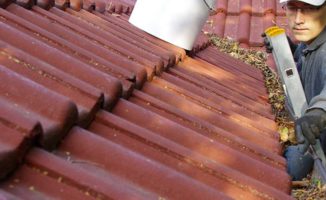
[321,40,326,48]
[315,40,326,55]
[318,42,326,57]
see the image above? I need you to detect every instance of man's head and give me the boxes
[280,0,326,43]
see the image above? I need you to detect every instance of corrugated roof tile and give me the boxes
[0,15,123,104]
[67,8,176,67]
[36,0,53,9]
[240,0,252,13]
[252,0,264,16]
[215,0,228,12]
[175,59,269,104]
[69,0,82,11]
[196,46,265,80]
[224,15,240,40]
[5,4,147,89]
[49,7,166,72]
[111,99,289,191]
[89,111,291,199]
[95,110,292,199]
[130,90,285,168]
[51,7,161,74]
[0,190,20,199]
[0,65,77,149]
[227,0,240,14]
[159,72,274,127]
[97,11,186,62]
[141,82,280,152]
[0,0,295,199]
[238,12,251,45]
[150,75,276,134]
[15,0,33,8]
[60,126,229,199]
[264,0,277,14]
[203,0,292,48]
[0,163,98,199]
[0,40,103,126]
[167,66,273,120]
[16,146,157,199]
[102,0,133,14]
[54,0,68,9]
[250,15,265,46]
[0,98,41,179]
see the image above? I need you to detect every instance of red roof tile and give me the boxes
[129,90,282,164]
[196,46,265,81]
[6,4,147,88]
[0,97,41,179]
[0,10,123,102]
[0,40,104,126]
[0,66,77,150]
[204,0,291,48]
[89,111,291,199]
[95,10,186,61]
[0,0,294,199]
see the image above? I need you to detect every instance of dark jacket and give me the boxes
[294,28,326,113]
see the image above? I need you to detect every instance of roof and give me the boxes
[204,0,290,48]
[0,0,294,199]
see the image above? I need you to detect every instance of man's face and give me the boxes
[285,1,326,43]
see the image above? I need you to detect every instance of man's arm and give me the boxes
[295,55,326,147]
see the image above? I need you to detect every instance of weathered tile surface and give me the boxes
[0,0,294,199]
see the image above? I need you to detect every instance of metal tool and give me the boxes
[264,26,326,181]
[202,0,216,15]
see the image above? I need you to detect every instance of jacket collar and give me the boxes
[304,27,326,53]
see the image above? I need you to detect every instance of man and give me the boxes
[275,0,326,180]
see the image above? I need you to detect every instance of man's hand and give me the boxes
[261,33,273,53]
[295,109,326,146]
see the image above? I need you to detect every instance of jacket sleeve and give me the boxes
[307,54,326,112]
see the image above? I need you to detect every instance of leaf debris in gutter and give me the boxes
[209,35,295,144]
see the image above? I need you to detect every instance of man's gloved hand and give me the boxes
[261,33,273,53]
[295,109,326,147]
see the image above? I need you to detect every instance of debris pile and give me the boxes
[292,178,326,200]
[209,35,296,144]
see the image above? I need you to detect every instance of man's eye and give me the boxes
[286,6,297,11]
[285,5,320,12]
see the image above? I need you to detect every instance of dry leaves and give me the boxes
[209,35,295,143]
[292,178,326,200]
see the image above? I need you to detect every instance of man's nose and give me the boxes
[294,9,305,24]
